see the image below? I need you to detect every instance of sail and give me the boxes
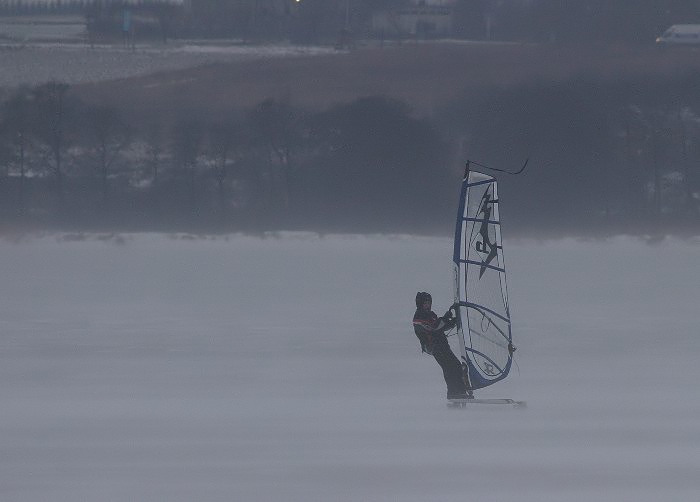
[451,166,513,390]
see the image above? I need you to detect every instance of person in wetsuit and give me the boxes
[412,291,471,399]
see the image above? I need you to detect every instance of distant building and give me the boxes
[372,0,457,39]
[0,1,188,43]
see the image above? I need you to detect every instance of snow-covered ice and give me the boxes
[1,233,699,501]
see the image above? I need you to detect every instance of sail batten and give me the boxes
[459,259,506,273]
[464,217,501,225]
[451,167,514,391]
[468,328,509,348]
[460,302,510,323]
[465,179,494,188]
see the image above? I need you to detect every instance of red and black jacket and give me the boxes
[412,309,456,353]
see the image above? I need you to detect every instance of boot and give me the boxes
[447,391,470,400]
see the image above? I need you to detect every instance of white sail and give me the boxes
[451,166,514,390]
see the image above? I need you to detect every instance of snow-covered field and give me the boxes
[0,39,336,87]
[1,233,699,501]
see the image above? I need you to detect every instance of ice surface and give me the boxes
[1,233,699,501]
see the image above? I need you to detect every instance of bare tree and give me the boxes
[0,86,34,215]
[205,119,246,218]
[31,81,73,212]
[81,104,131,211]
[248,99,302,209]
[171,119,204,214]
[143,123,166,188]
[677,107,700,218]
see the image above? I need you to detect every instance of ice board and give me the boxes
[447,398,526,408]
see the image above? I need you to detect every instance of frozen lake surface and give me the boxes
[1,233,699,501]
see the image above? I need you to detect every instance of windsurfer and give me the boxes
[412,292,471,399]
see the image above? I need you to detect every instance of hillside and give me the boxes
[73,41,700,121]
[4,41,700,236]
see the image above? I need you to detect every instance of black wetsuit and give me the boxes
[412,308,467,397]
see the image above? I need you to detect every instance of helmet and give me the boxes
[415,291,432,308]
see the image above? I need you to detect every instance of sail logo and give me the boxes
[483,362,497,376]
[474,189,498,278]
[475,239,490,254]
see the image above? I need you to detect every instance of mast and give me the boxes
[453,161,471,387]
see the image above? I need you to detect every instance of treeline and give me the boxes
[0,85,450,234]
[441,74,700,235]
[2,76,700,236]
